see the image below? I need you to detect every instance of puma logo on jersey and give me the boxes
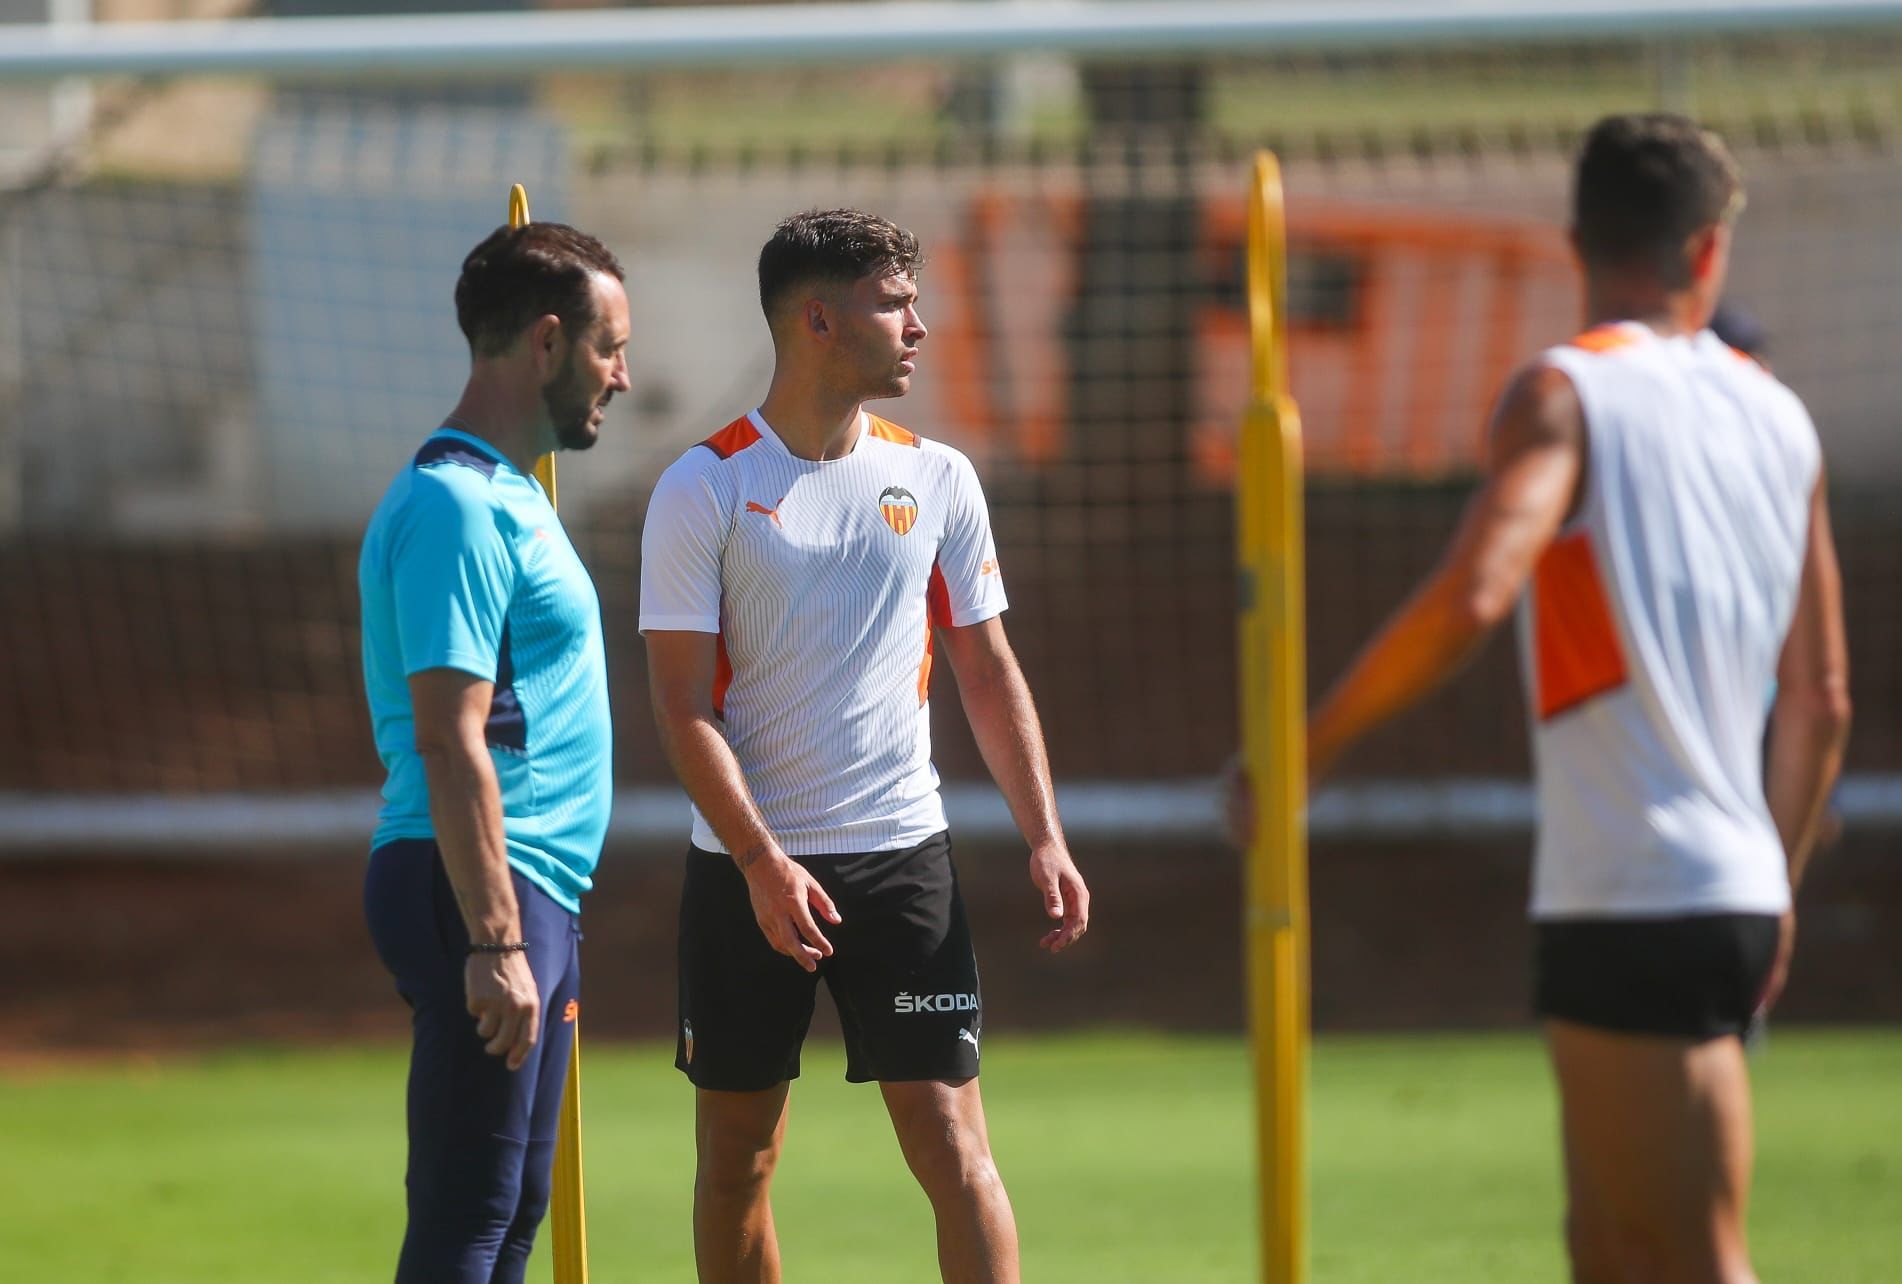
[957,1027,980,1058]
[745,499,783,528]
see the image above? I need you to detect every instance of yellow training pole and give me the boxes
[1236,151,1311,1284]
[550,1026,590,1283]
[511,183,560,508]
[511,181,587,1284]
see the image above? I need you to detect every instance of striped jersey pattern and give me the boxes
[640,409,1006,855]
[1521,322,1820,919]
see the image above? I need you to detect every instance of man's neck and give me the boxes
[1584,281,1708,339]
[443,370,548,476]
[756,378,866,462]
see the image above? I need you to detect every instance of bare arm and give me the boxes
[410,667,538,1070]
[1756,473,1852,1013]
[644,630,839,970]
[1766,475,1852,891]
[939,616,1089,951]
[1308,363,1585,782]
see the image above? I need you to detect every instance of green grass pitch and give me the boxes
[4,1029,1898,1281]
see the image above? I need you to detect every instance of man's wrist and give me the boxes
[463,907,522,945]
[733,839,783,876]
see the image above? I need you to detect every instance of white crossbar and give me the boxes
[2,1,1901,81]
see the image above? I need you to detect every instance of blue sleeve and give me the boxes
[390,472,516,681]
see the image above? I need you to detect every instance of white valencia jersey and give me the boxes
[640,409,1006,855]
[1521,322,1819,919]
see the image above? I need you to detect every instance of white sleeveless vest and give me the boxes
[1520,322,1819,919]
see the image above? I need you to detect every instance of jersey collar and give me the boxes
[747,408,871,462]
[429,425,516,474]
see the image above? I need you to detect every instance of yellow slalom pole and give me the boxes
[511,181,588,1284]
[1236,152,1310,1284]
[511,183,560,508]
[550,1025,590,1283]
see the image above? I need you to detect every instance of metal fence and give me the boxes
[3,8,1901,848]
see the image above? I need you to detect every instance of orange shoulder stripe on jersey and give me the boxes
[867,415,920,447]
[1567,324,1644,355]
[1533,530,1629,720]
[700,416,762,460]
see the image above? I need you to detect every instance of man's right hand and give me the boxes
[1760,909,1798,1016]
[465,951,540,1071]
[741,848,841,972]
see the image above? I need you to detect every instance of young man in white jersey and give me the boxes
[640,208,1090,1284]
[1304,115,1850,1282]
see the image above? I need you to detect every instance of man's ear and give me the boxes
[1687,223,1727,284]
[526,313,565,376]
[804,296,831,341]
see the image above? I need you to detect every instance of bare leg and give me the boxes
[880,1077,1020,1284]
[1556,1065,1630,1284]
[1547,1020,1759,1284]
[694,1084,791,1284]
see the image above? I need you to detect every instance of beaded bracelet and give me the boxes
[468,941,530,954]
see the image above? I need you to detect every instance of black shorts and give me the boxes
[1533,913,1781,1041]
[677,830,982,1091]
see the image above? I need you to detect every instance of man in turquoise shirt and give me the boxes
[358,220,628,1284]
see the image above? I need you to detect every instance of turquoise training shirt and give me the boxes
[359,428,612,912]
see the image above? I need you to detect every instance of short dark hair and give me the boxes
[757,208,922,320]
[1572,113,1743,286]
[455,222,625,358]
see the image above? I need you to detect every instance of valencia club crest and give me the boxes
[879,486,919,536]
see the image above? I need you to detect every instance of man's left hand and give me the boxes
[1029,842,1090,952]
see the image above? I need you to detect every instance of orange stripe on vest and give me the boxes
[1533,531,1629,720]
[1568,324,1644,355]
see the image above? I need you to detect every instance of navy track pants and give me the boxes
[364,839,581,1284]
